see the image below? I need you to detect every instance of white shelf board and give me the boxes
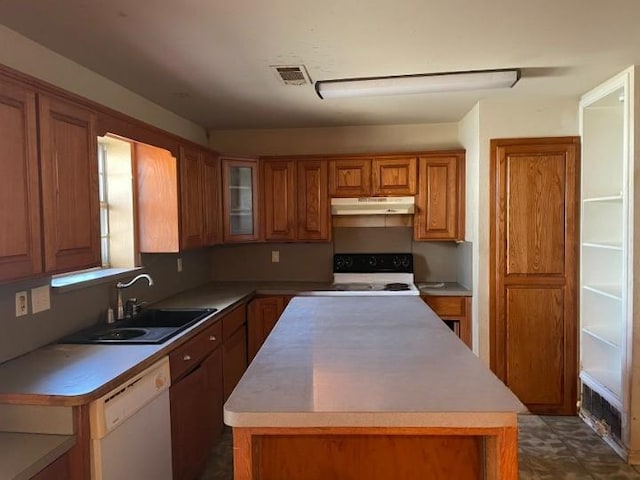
[583,195,623,203]
[580,370,622,409]
[582,241,623,251]
[583,284,623,301]
[582,325,621,349]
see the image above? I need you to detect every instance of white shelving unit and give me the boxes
[579,66,639,461]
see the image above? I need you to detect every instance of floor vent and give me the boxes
[581,383,622,443]
[271,65,312,86]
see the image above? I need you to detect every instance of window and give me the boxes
[97,142,110,267]
[51,135,138,289]
[98,135,136,269]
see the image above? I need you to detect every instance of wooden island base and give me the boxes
[232,425,518,480]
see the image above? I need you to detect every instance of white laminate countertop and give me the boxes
[0,283,256,405]
[418,281,472,296]
[224,296,524,429]
[0,433,75,480]
[0,282,333,405]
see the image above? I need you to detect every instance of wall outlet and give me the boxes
[271,251,280,263]
[31,285,51,314]
[177,257,183,272]
[15,291,28,317]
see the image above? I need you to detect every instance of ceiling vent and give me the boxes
[272,65,312,86]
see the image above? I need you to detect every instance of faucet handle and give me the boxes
[124,298,147,319]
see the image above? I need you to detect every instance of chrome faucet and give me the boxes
[116,274,154,320]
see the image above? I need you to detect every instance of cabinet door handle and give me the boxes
[209,335,217,341]
[183,354,191,361]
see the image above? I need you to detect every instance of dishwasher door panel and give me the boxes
[91,389,172,480]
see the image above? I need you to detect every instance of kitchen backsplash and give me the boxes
[0,250,212,365]
[210,227,472,285]
[335,227,468,283]
[210,243,334,282]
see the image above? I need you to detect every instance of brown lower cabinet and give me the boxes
[248,296,292,361]
[30,452,71,480]
[170,340,223,480]
[222,304,248,401]
[169,303,248,480]
[422,295,472,349]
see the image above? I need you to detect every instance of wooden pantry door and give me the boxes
[490,137,579,415]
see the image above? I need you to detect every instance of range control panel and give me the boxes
[333,253,413,273]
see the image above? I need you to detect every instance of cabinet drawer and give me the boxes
[170,321,222,381]
[222,304,247,341]
[423,296,466,317]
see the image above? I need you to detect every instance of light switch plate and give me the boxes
[15,291,28,317]
[271,251,280,263]
[31,285,51,314]
[177,257,183,272]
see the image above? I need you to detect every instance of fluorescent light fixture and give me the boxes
[315,69,520,99]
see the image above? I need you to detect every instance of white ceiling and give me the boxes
[1,0,639,130]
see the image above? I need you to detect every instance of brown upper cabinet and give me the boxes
[221,157,261,243]
[262,159,296,241]
[329,156,417,197]
[414,151,465,241]
[202,154,223,246]
[372,156,417,195]
[179,146,206,249]
[329,157,373,197]
[0,78,42,281]
[297,159,331,241]
[180,147,222,249]
[39,95,101,273]
[262,158,331,242]
[0,76,101,282]
[137,144,221,252]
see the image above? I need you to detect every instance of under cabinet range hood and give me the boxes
[330,196,415,215]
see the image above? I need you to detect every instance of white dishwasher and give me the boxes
[89,357,173,480]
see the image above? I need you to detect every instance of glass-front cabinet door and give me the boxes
[221,158,260,242]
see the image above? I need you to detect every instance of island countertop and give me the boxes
[224,296,526,428]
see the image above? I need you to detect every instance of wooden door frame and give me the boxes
[489,136,580,414]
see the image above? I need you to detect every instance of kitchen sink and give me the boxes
[124,308,215,328]
[59,308,217,345]
[90,328,148,341]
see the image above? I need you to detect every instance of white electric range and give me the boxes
[321,253,420,296]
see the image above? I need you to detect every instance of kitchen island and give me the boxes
[224,296,525,480]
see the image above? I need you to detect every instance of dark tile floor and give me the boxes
[200,416,640,479]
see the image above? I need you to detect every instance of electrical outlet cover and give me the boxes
[31,285,51,314]
[15,291,28,317]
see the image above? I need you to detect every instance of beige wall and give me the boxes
[209,122,460,156]
[462,96,579,363]
[211,243,334,282]
[0,26,208,145]
[458,103,481,354]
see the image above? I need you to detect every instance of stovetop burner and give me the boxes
[384,283,410,291]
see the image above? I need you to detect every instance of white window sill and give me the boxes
[51,267,143,293]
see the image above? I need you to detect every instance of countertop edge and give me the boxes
[223,410,522,429]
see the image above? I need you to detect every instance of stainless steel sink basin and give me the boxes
[59,308,217,345]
